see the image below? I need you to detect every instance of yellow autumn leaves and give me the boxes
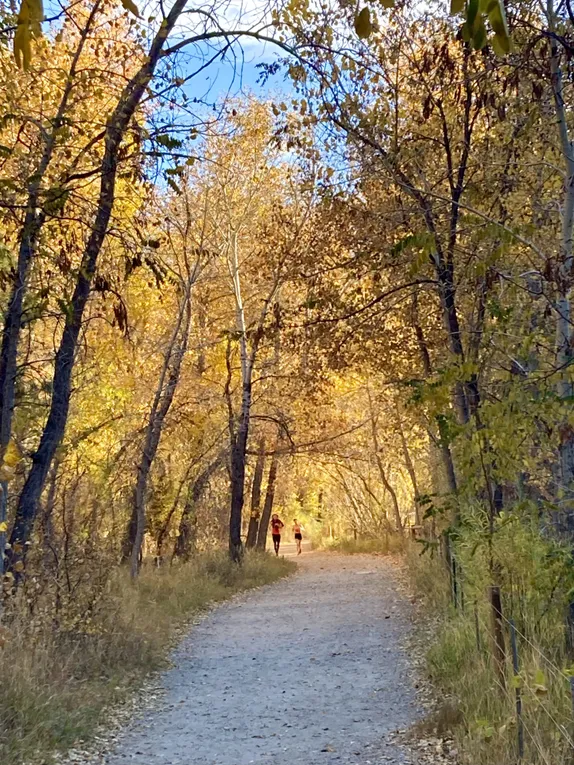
[354,8,373,39]
[12,0,140,70]
[0,440,21,483]
[354,0,394,40]
[120,0,141,18]
[353,0,510,54]
[13,0,43,70]
[12,0,511,69]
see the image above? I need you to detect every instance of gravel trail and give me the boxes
[104,552,420,765]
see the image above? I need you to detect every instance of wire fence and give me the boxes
[449,553,574,764]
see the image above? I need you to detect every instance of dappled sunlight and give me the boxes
[0,0,572,763]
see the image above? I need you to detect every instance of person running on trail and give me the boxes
[270,514,284,556]
[293,519,303,555]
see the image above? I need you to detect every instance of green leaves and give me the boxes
[156,134,183,150]
[450,0,511,56]
[476,719,495,742]
[354,7,373,39]
[42,187,69,215]
[354,1,393,38]
[485,0,510,53]
[467,0,479,28]
[120,0,141,17]
[533,668,548,695]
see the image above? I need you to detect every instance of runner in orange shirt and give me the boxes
[293,519,303,555]
[270,514,284,556]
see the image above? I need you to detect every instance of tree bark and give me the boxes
[434,259,470,426]
[490,583,507,690]
[229,384,252,561]
[375,453,403,533]
[395,402,422,525]
[366,385,403,533]
[548,2,574,527]
[436,418,459,495]
[172,452,226,562]
[5,0,191,579]
[129,285,193,578]
[0,3,102,464]
[256,449,279,551]
[246,436,265,549]
[226,230,267,562]
[411,293,459,497]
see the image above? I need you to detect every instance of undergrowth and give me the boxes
[406,517,574,765]
[0,551,294,765]
[324,534,405,556]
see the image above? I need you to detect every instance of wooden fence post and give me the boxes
[490,584,507,690]
[474,600,481,652]
[509,619,524,760]
[452,554,458,609]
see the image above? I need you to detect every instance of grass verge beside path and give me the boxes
[404,539,574,765]
[0,551,295,765]
[323,535,405,556]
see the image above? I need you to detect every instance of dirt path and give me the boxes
[103,552,420,765]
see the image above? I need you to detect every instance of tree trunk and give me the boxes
[375,454,403,533]
[0,4,101,465]
[395,402,421,525]
[340,478,371,534]
[436,419,459,495]
[490,583,507,690]
[129,287,193,578]
[366,385,403,533]
[246,437,265,549]
[176,503,198,561]
[411,293,459,496]
[0,479,7,619]
[434,260,470,426]
[173,451,226,562]
[40,460,59,570]
[256,450,279,551]
[226,229,264,562]
[5,0,191,579]
[548,4,574,528]
[229,379,252,562]
[156,473,190,565]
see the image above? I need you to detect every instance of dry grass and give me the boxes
[405,532,574,765]
[323,534,406,556]
[0,551,294,765]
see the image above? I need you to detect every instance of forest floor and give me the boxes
[65,551,433,765]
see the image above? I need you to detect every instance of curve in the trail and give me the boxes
[104,553,420,765]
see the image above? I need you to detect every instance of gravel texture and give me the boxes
[101,551,421,765]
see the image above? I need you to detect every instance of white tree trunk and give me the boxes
[548,0,574,509]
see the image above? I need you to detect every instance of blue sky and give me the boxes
[181,41,290,104]
[43,0,291,105]
[153,0,293,105]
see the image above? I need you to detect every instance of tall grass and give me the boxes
[0,551,294,765]
[323,534,406,556]
[406,523,574,765]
